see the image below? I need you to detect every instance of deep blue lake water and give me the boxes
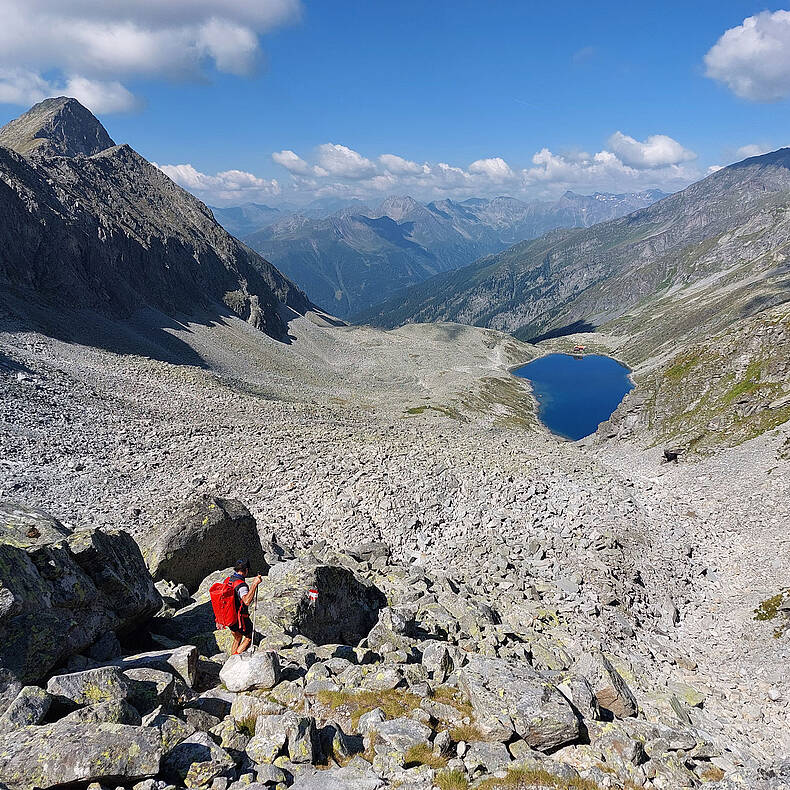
[513,353,634,440]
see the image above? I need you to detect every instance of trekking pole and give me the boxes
[251,586,259,653]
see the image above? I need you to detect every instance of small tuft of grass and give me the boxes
[316,688,422,728]
[448,723,488,743]
[430,686,474,718]
[403,743,448,770]
[477,767,601,790]
[435,769,470,790]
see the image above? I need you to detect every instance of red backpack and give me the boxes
[209,576,245,629]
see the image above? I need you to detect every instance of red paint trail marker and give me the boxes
[308,588,319,603]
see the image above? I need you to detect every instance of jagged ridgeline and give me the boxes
[0,97,317,344]
[359,150,790,354]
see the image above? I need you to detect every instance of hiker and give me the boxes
[227,558,262,655]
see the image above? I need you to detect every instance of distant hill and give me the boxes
[0,98,316,354]
[241,190,667,316]
[209,203,284,238]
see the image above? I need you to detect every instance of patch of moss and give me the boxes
[754,589,790,637]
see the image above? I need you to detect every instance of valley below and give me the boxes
[2,305,789,787]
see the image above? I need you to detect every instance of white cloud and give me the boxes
[272,149,314,175]
[379,153,426,175]
[705,10,790,101]
[468,157,514,182]
[607,131,696,169]
[0,0,301,112]
[157,163,281,204]
[735,143,769,159]
[180,130,700,205]
[316,143,376,179]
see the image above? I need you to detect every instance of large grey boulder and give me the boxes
[60,699,142,725]
[161,731,235,785]
[0,722,161,789]
[46,666,130,707]
[219,651,280,692]
[0,672,22,717]
[459,656,579,751]
[254,559,386,645]
[575,650,638,718]
[0,502,161,684]
[0,686,51,732]
[289,764,386,789]
[145,496,267,592]
[105,645,199,688]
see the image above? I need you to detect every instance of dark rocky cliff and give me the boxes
[0,98,315,343]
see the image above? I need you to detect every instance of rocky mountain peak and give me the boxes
[0,96,115,158]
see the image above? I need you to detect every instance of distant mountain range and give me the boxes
[0,98,315,358]
[359,149,790,356]
[216,190,668,316]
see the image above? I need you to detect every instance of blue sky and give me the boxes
[1,1,789,205]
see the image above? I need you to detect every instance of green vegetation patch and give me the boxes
[664,351,702,381]
[477,767,600,789]
[403,743,448,770]
[315,689,422,728]
[754,589,790,637]
[435,769,470,790]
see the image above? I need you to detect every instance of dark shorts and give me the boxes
[230,613,252,638]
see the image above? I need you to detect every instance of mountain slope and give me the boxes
[360,150,790,359]
[246,190,667,316]
[209,202,283,238]
[0,98,315,348]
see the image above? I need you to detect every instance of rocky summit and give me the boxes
[0,94,789,790]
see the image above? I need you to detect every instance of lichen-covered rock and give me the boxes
[56,665,131,704]
[142,707,196,751]
[0,722,161,789]
[0,671,22,717]
[145,496,267,592]
[161,731,235,784]
[255,560,386,646]
[0,505,161,684]
[0,685,51,732]
[220,651,280,692]
[575,650,638,718]
[376,717,432,753]
[245,713,288,765]
[289,764,385,789]
[286,713,322,765]
[47,666,131,706]
[107,645,199,688]
[123,667,175,713]
[61,698,142,725]
[459,656,579,751]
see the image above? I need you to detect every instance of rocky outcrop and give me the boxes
[0,501,161,683]
[255,559,386,645]
[145,495,266,591]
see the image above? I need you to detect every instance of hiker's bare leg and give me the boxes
[237,635,251,654]
[230,631,242,655]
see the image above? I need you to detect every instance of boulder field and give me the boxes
[0,498,776,790]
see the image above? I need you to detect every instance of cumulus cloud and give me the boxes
[316,143,376,179]
[379,153,426,175]
[156,162,281,204]
[0,0,301,112]
[468,157,514,182]
[607,131,696,169]
[170,130,699,205]
[705,10,790,101]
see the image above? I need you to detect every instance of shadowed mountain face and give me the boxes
[0,98,315,354]
[359,149,790,355]
[242,190,667,316]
